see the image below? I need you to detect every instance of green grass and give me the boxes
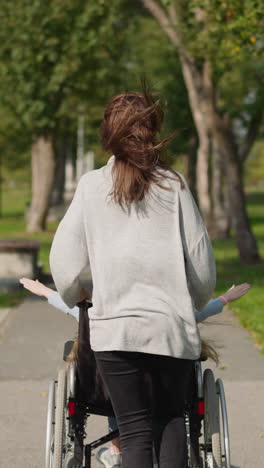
[1,184,264,355]
[0,289,28,308]
[1,185,59,272]
[0,217,59,272]
[1,183,31,217]
[213,192,264,355]
[0,185,58,308]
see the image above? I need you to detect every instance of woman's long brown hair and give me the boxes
[100,83,184,206]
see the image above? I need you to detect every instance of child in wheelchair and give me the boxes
[20,277,249,468]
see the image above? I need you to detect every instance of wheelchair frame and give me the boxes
[45,348,231,468]
[185,360,231,468]
[45,299,231,468]
[45,351,119,468]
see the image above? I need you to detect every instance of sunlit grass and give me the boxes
[0,289,28,308]
[0,185,59,272]
[0,217,59,272]
[213,191,264,354]
[1,184,31,218]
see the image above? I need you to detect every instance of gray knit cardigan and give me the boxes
[50,155,216,359]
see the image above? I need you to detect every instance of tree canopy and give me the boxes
[0,0,263,228]
[0,0,127,135]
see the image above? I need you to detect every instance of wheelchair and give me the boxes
[45,300,231,468]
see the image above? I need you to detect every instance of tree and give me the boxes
[139,0,263,263]
[114,10,198,193]
[0,105,31,217]
[0,0,127,231]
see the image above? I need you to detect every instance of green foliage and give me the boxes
[161,0,172,6]
[110,13,194,159]
[178,0,263,65]
[0,107,31,173]
[156,0,264,156]
[216,54,264,148]
[64,10,195,166]
[0,0,262,172]
[0,0,127,134]
[245,140,264,186]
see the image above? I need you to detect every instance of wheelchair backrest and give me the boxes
[76,300,113,411]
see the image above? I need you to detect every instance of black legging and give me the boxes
[94,350,194,468]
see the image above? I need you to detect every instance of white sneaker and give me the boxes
[96,447,122,468]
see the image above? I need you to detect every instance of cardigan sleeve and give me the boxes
[49,176,90,308]
[178,175,216,311]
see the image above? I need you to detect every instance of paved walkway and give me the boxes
[199,309,264,467]
[0,296,263,467]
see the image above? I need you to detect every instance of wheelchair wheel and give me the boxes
[67,361,76,398]
[216,379,231,468]
[53,368,66,468]
[45,380,56,468]
[203,369,222,468]
[63,362,83,468]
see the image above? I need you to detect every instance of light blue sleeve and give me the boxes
[48,291,80,322]
[195,298,224,323]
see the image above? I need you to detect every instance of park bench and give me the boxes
[0,240,41,291]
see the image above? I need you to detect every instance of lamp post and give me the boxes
[76,105,85,182]
[85,150,94,172]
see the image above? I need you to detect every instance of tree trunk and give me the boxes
[201,61,260,262]
[211,119,260,263]
[196,130,211,223]
[186,133,197,201]
[140,0,260,263]
[140,0,212,223]
[212,138,230,239]
[27,135,55,232]
[50,137,67,206]
[179,56,212,224]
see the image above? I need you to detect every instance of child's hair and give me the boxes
[69,304,111,404]
[66,336,79,365]
[201,338,219,365]
[67,337,220,367]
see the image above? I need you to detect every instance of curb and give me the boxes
[0,308,10,336]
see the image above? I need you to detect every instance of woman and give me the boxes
[50,89,216,468]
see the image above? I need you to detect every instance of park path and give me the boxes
[0,296,106,468]
[199,308,264,468]
[0,295,263,468]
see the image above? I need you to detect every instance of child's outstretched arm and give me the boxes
[19,278,81,321]
[195,283,250,323]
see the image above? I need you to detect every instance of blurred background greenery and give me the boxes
[0,1,263,352]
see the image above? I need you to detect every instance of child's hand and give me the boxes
[221,283,250,303]
[19,278,54,299]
